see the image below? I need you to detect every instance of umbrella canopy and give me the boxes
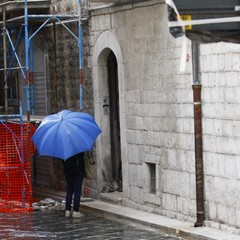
[32,110,101,160]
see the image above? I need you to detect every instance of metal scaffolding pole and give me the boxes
[78,0,83,110]
[3,6,8,115]
[24,0,30,121]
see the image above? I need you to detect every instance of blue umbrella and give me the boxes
[32,110,101,160]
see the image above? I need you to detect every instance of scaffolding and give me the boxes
[0,0,85,211]
[0,0,84,120]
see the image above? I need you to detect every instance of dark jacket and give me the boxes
[63,152,85,176]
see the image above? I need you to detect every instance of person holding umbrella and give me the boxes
[63,152,85,218]
[31,110,102,218]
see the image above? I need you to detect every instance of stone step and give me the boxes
[100,191,123,205]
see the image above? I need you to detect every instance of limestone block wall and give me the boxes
[200,43,240,231]
[90,0,196,222]
[89,0,240,232]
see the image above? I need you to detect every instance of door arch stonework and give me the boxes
[92,31,129,197]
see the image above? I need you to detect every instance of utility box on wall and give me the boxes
[167,0,240,43]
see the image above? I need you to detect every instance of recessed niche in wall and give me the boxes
[143,161,161,205]
[148,163,156,194]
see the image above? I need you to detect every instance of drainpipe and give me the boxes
[192,41,205,227]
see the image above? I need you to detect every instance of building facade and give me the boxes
[87,0,240,233]
[1,0,240,234]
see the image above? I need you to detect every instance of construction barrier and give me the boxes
[0,122,36,212]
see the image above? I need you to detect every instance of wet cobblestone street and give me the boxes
[0,210,184,240]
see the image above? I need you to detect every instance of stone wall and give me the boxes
[89,0,240,232]
[200,42,240,231]
[90,0,195,220]
[45,0,95,193]
[49,0,93,114]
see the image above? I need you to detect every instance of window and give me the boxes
[149,163,156,194]
[144,161,161,205]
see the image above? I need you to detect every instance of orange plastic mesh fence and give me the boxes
[0,122,36,212]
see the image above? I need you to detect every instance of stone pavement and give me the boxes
[33,186,240,240]
[0,210,183,240]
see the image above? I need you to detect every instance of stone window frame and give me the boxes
[143,157,161,206]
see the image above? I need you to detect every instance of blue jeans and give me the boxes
[65,173,84,212]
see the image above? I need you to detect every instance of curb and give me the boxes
[81,201,240,240]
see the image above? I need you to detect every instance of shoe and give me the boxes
[72,211,84,218]
[65,210,71,218]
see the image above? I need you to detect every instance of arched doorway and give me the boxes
[108,51,122,190]
[92,31,128,196]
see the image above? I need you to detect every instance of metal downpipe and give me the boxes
[192,42,205,227]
